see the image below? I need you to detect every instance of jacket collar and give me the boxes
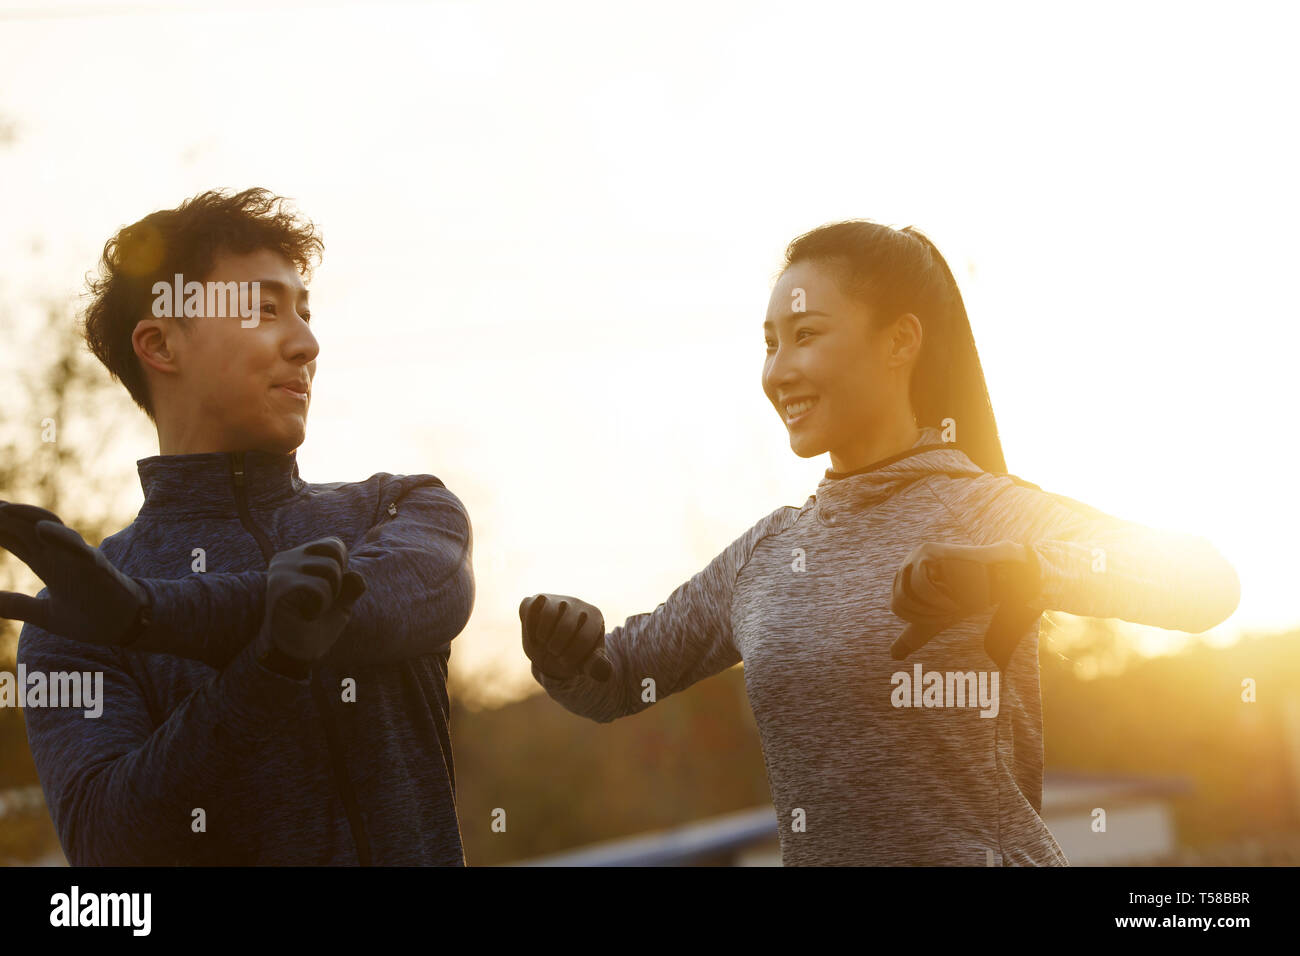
[813,426,982,522]
[136,449,305,520]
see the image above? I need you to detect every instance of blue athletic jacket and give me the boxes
[17,449,474,865]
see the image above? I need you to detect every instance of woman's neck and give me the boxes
[828,417,921,474]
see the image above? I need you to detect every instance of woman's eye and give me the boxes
[796,328,814,341]
[300,311,311,324]
[260,302,277,315]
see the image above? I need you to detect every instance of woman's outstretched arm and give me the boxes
[526,505,798,723]
[932,472,1240,633]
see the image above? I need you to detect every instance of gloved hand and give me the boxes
[254,536,367,675]
[889,540,1043,668]
[0,501,151,646]
[519,593,612,681]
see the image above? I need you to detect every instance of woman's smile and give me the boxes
[783,395,819,426]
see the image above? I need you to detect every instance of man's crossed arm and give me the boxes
[0,477,474,668]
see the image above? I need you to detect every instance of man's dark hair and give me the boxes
[82,187,324,420]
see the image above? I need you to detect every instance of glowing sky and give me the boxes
[1,0,1294,705]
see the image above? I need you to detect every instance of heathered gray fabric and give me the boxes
[533,426,1240,865]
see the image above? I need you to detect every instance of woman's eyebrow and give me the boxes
[763,309,830,330]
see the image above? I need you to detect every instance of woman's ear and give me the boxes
[886,312,923,367]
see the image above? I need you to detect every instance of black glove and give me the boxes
[519,593,612,681]
[0,502,151,646]
[889,541,1043,668]
[254,536,366,677]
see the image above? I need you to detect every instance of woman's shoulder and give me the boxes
[711,501,808,572]
[926,468,1111,519]
[918,469,1121,550]
[731,501,806,545]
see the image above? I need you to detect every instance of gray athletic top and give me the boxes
[532,426,1240,865]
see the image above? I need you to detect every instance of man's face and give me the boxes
[160,248,317,454]
[762,259,897,461]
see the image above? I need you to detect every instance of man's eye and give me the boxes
[301,311,311,324]
[260,302,277,315]
[796,328,815,341]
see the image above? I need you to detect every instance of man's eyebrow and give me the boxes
[251,279,309,300]
[763,309,830,330]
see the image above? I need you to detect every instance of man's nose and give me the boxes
[287,321,319,365]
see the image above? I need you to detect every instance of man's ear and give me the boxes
[132,317,182,375]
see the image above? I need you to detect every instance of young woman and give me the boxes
[519,220,1240,866]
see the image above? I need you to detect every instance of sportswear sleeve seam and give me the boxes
[921,476,986,547]
[710,506,801,661]
[733,505,803,587]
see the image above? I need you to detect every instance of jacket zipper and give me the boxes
[230,450,372,865]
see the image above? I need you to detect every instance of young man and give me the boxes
[0,188,474,865]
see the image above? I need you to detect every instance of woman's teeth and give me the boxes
[785,398,817,422]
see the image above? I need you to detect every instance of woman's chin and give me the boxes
[787,432,827,459]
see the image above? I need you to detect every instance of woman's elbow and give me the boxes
[1212,560,1241,629]
[1187,548,1241,633]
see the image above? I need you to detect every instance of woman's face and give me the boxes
[762,259,920,468]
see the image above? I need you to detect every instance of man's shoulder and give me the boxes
[95,520,144,562]
[302,471,467,521]
[304,471,455,502]
[307,471,447,496]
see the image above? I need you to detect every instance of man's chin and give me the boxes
[252,423,307,455]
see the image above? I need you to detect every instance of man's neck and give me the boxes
[158,435,229,456]
[156,416,222,456]
[156,428,288,457]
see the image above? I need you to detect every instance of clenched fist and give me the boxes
[255,536,367,675]
[889,540,1043,667]
[519,593,612,682]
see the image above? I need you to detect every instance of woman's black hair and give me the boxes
[782,219,1007,474]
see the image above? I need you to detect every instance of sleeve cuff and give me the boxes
[212,639,311,742]
[530,660,587,693]
[991,544,1044,608]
